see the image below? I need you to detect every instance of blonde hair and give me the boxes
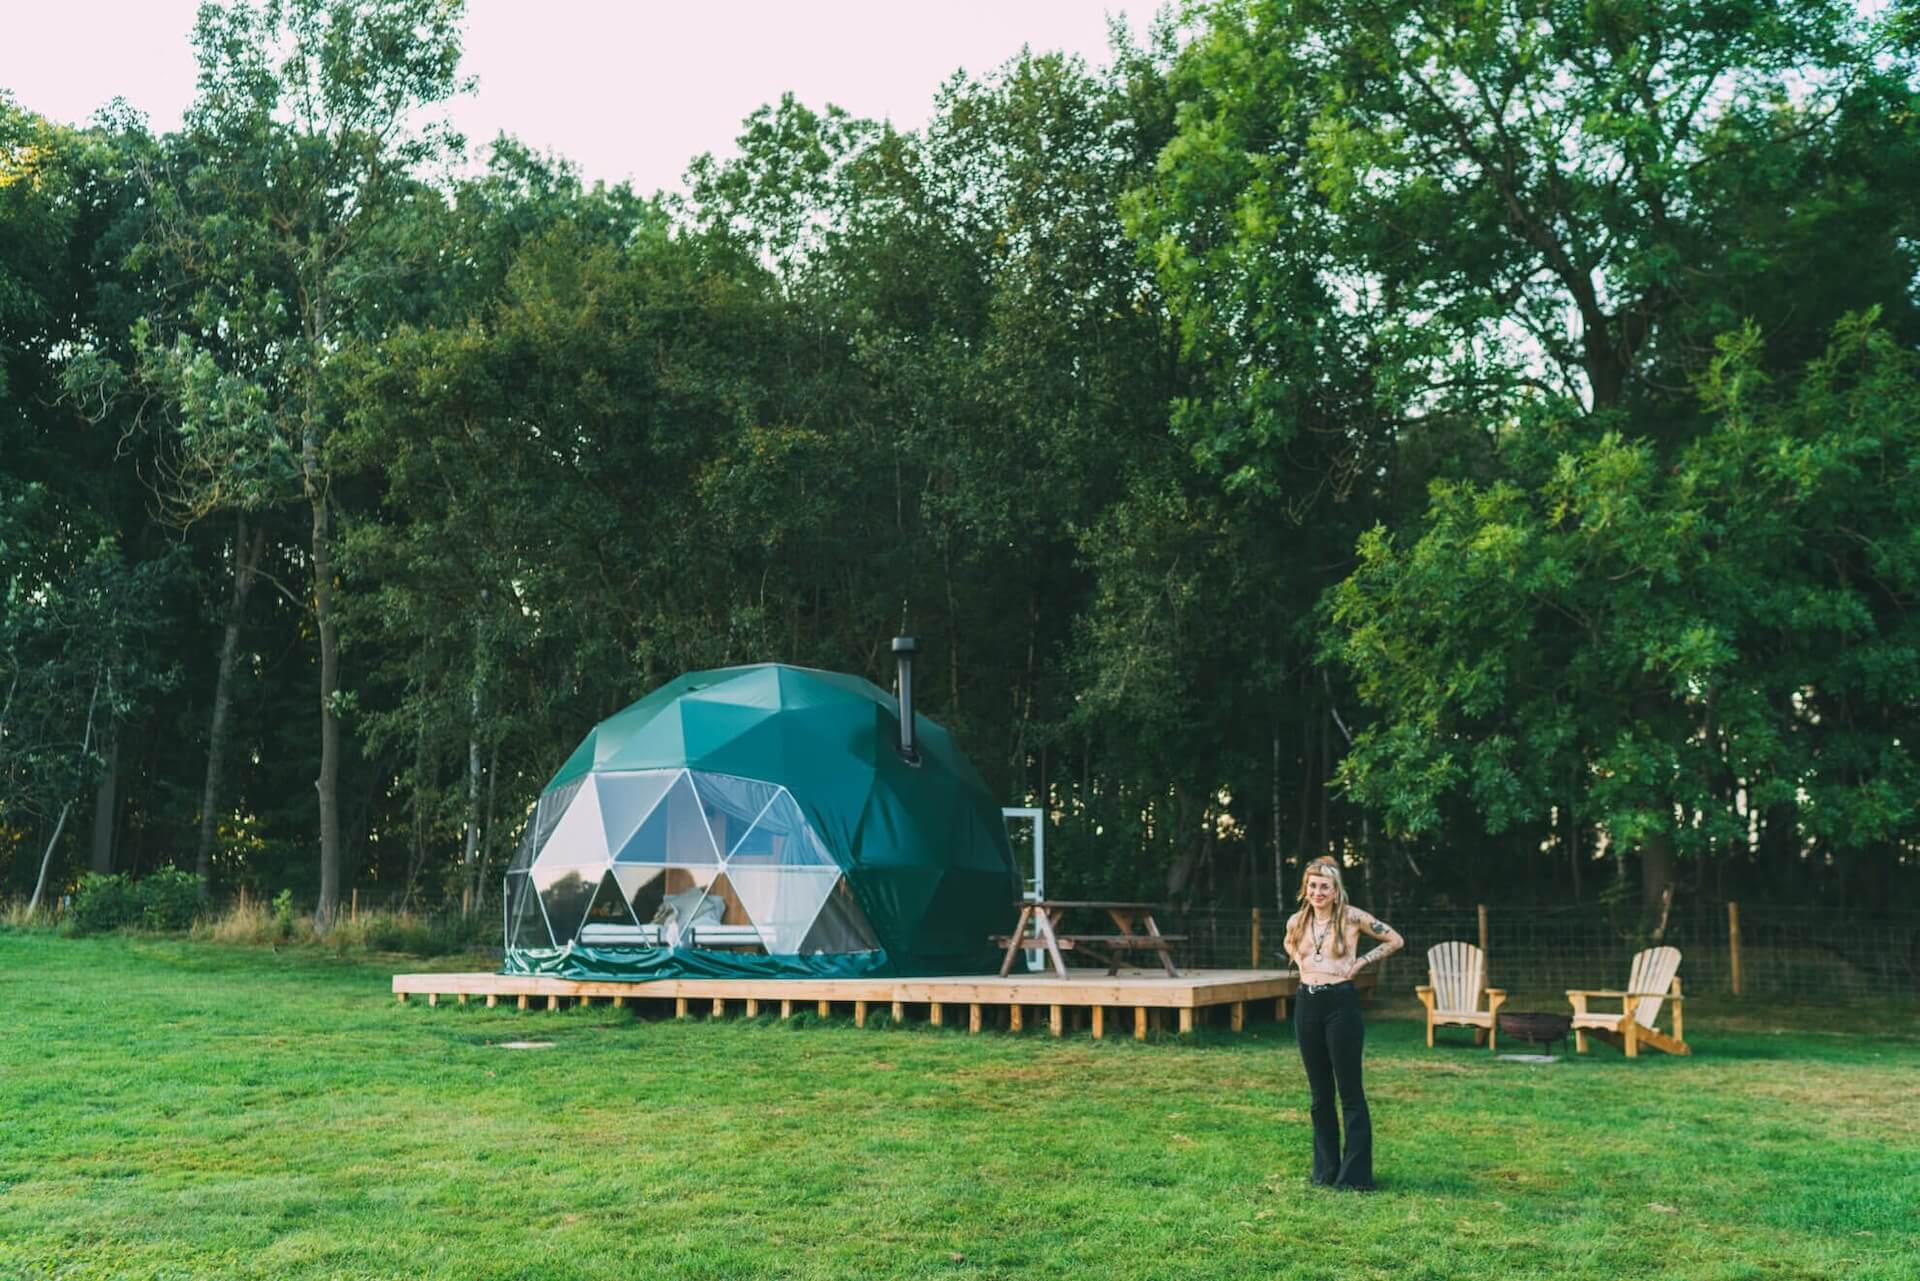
[1285,857,1350,958]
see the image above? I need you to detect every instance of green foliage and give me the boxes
[7,3,1920,921]
[271,889,297,938]
[67,869,204,934]
[1329,316,1920,876]
[139,867,201,931]
[64,874,142,935]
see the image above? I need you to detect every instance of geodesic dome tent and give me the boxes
[503,663,1019,979]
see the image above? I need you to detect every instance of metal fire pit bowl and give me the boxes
[1498,1010,1572,1055]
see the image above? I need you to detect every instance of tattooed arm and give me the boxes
[1344,908,1404,976]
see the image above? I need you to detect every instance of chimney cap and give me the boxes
[892,635,918,654]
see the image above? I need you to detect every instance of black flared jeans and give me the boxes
[1293,981,1373,1189]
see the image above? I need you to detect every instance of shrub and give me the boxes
[140,868,201,931]
[271,890,297,940]
[67,874,143,935]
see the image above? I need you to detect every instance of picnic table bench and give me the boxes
[993,900,1184,978]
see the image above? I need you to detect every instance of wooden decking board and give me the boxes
[391,968,1303,1018]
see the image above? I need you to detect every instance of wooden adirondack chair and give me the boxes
[1414,941,1507,1050]
[1566,946,1689,1057]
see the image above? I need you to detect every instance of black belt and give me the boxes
[1300,980,1354,994]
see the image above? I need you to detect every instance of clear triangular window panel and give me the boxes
[612,863,665,923]
[612,770,720,865]
[689,772,781,859]
[533,863,601,947]
[534,776,611,871]
[724,791,836,869]
[798,877,881,954]
[594,770,677,858]
[644,867,727,946]
[504,871,551,949]
[670,872,763,950]
[532,777,584,861]
[580,868,641,929]
[728,865,841,954]
[507,815,539,874]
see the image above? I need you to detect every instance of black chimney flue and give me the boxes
[892,636,919,763]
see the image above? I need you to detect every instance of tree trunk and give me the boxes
[308,459,342,926]
[1272,715,1285,921]
[461,678,483,919]
[89,733,118,875]
[1642,833,1674,921]
[28,671,100,914]
[196,512,264,898]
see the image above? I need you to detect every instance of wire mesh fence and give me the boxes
[1163,903,1919,1003]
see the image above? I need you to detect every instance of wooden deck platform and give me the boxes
[391,967,1313,1038]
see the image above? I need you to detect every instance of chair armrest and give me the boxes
[1624,991,1684,1001]
[1414,985,1435,1010]
[1565,988,1632,999]
[1485,988,1507,998]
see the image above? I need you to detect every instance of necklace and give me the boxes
[1309,912,1331,960]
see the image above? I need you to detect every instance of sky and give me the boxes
[0,0,1147,195]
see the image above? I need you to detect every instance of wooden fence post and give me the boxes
[1477,904,1489,958]
[1728,901,1742,996]
[351,888,358,922]
[1250,907,1262,968]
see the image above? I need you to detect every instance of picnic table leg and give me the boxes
[1145,913,1179,977]
[998,904,1035,977]
[1035,908,1070,979]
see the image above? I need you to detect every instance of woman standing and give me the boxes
[1283,856,1403,1190]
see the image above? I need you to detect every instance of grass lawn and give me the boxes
[0,932,1914,1280]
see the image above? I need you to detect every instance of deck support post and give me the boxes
[486,994,498,1009]
[1230,1000,1245,1032]
[969,1003,982,1034]
[855,1000,868,1027]
[818,1000,831,1019]
[547,994,559,1012]
[1179,1008,1194,1035]
[892,999,905,1024]
[1049,1005,1063,1037]
[781,998,793,1020]
[516,994,528,1011]
[1009,1004,1024,1033]
[745,998,758,1017]
[1092,1006,1105,1039]
[675,997,689,1019]
[930,1003,944,1028]
[712,998,726,1018]
[1134,1007,1147,1041]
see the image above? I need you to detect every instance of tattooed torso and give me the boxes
[1288,906,1404,986]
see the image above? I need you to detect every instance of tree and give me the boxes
[128,0,470,922]
[1130,0,1920,905]
[1328,316,1920,914]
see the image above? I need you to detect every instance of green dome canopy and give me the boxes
[503,663,1018,979]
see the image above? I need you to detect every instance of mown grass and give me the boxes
[0,930,1913,1280]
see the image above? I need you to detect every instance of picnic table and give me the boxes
[993,900,1183,978]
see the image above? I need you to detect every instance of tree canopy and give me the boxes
[3,0,1917,925]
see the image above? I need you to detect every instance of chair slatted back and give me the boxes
[1627,946,1682,1026]
[1427,940,1485,1013]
